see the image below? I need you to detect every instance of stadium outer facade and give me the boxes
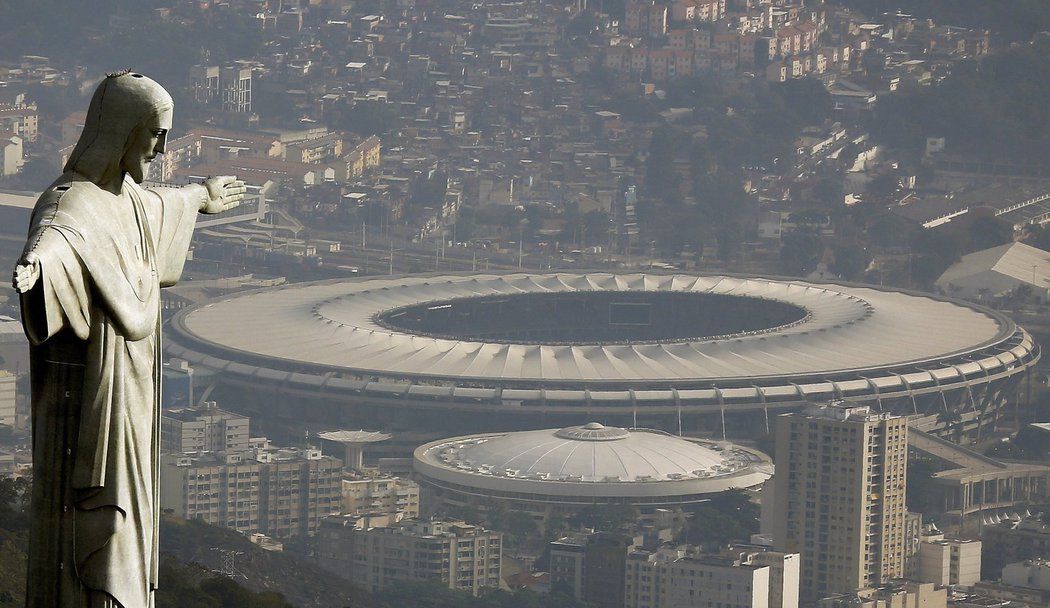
[166,272,1039,441]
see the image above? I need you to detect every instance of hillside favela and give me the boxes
[0,1,1049,607]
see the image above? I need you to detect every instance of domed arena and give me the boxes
[166,272,1039,441]
[411,423,773,523]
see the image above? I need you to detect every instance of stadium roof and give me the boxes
[175,273,1009,385]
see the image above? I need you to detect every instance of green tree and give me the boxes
[779,228,824,276]
[681,489,759,546]
[568,504,637,532]
[912,229,964,287]
[812,177,844,207]
[865,173,900,201]
[329,101,402,137]
[830,242,870,281]
[872,38,1050,161]
[968,216,1013,252]
[502,511,540,547]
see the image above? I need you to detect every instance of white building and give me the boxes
[317,518,501,596]
[1002,559,1050,591]
[936,242,1050,302]
[748,550,801,608]
[0,371,15,428]
[415,423,772,527]
[818,581,946,608]
[0,133,22,176]
[341,475,420,518]
[914,530,981,588]
[160,445,343,538]
[160,404,251,454]
[669,556,771,608]
[625,545,799,608]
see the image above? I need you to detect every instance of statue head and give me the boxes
[64,71,174,186]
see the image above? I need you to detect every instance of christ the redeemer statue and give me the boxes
[11,71,245,608]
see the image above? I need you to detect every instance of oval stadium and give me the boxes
[166,272,1039,441]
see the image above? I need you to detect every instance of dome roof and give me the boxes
[413,425,773,499]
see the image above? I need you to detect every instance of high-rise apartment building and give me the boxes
[160,445,343,537]
[161,404,251,454]
[316,518,502,596]
[772,402,908,601]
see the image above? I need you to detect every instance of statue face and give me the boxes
[121,107,172,184]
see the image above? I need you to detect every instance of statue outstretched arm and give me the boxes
[200,176,245,214]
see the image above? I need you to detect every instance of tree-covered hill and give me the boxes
[831,0,1050,42]
[872,39,1050,162]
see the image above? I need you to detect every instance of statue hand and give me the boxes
[12,252,40,294]
[201,176,246,214]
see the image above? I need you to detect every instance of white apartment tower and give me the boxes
[772,402,908,601]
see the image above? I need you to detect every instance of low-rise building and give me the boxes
[981,515,1050,580]
[341,475,420,518]
[915,533,981,588]
[0,102,38,142]
[1001,559,1050,590]
[819,581,947,608]
[973,563,1050,608]
[317,518,501,596]
[0,132,22,177]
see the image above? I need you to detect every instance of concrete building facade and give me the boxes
[915,536,981,588]
[980,516,1050,579]
[0,370,16,428]
[817,581,946,608]
[1001,559,1050,591]
[625,545,798,608]
[551,532,634,607]
[773,403,908,601]
[160,404,251,454]
[160,446,343,538]
[316,518,501,596]
[341,475,420,518]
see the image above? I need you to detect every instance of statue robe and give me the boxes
[21,173,203,608]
